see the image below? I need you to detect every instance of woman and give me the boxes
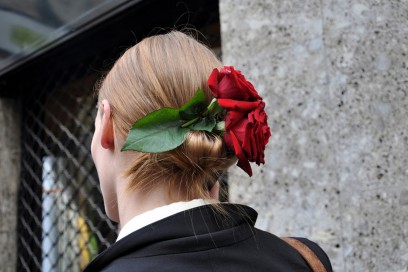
[85,31,332,272]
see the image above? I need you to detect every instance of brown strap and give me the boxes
[281,237,327,272]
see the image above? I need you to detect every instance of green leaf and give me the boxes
[213,121,225,136]
[189,116,216,132]
[121,108,189,153]
[179,88,207,120]
[207,98,224,116]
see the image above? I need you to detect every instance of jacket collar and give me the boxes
[84,204,257,271]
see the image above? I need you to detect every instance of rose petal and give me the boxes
[210,66,262,101]
[230,117,250,147]
[231,67,262,100]
[236,74,261,100]
[223,129,234,153]
[229,130,252,176]
[225,111,247,129]
[254,123,263,164]
[241,113,254,160]
[218,76,248,100]
[208,68,220,97]
[218,99,261,111]
[264,126,272,144]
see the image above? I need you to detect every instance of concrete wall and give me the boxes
[220,1,408,271]
[0,99,20,271]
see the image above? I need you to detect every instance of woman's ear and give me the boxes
[209,181,220,200]
[101,99,115,150]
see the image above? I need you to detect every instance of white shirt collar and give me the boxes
[116,199,211,241]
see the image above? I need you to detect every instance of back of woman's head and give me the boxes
[98,31,236,200]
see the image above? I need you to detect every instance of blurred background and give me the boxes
[0,0,407,271]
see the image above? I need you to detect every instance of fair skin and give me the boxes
[91,99,220,228]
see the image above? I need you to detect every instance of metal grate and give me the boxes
[17,56,118,272]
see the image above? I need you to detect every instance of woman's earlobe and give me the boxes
[101,100,115,150]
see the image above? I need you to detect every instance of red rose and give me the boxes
[208,66,271,176]
[208,66,261,101]
[218,99,271,177]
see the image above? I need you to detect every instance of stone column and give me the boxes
[0,98,21,272]
[220,1,408,271]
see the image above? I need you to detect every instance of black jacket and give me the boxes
[84,204,332,272]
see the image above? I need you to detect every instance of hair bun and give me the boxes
[154,131,236,199]
[164,131,235,173]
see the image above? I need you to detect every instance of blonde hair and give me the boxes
[98,31,236,201]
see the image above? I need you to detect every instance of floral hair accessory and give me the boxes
[122,66,271,176]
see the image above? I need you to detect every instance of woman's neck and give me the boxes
[115,178,181,229]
